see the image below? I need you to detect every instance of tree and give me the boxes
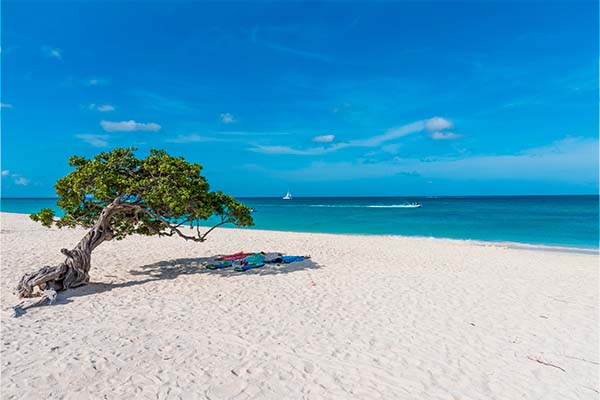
[14,148,253,314]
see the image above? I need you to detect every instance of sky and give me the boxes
[1,0,598,197]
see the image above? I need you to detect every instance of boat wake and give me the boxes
[367,204,421,208]
[307,204,422,209]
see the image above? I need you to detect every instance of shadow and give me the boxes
[133,255,321,279]
[50,253,322,305]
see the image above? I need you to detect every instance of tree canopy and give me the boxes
[30,147,253,240]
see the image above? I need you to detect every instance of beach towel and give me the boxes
[233,253,265,272]
[265,255,307,264]
[205,260,233,270]
[218,251,254,261]
[233,262,265,272]
[244,253,266,265]
[280,255,306,263]
[262,252,283,263]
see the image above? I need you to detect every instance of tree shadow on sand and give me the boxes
[48,254,322,308]
[133,255,321,279]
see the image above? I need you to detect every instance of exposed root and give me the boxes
[13,289,58,317]
[16,264,68,298]
[14,259,90,316]
[14,222,103,315]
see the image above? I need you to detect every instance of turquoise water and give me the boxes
[1,196,598,248]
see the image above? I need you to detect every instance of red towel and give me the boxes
[218,251,255,261]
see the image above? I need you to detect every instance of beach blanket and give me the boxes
[207,252,307,272]
[262,252,283,263]
[244,253,266,264]
[233,253,265,272]
[266,255,306,264]
[205,260,233,270]
[217,251,254,261]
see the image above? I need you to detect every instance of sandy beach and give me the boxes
[1,212,598,399]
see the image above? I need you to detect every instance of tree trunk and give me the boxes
[14,203,116,315]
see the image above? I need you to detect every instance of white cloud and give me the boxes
[312,134,335,143]
[251,26,333,63]
[250,119,428,155]
[218,130,290,136]
[0,103,13,109]
[166,134,212,143]
[266,137,598,184]
[76,134,109,147]
[350,121,425,147]
[382,143,401,154]
[85,77,108,86]
[97,104,115,112]
[250,145,332,156]
[431,131,462,140]
[43,46,62,60]
[220,113,235,124]
[425,117,452,131]
[14,177,29,186]
[101,120,161,132]
[88,104,114,112]
[332,102,352,114]
[3,170,31,186]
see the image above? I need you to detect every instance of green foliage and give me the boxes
[29,208,55,228]
[30,148,253,240]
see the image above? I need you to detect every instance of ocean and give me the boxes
[1,196,598,248]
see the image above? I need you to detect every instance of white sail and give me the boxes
[283,190,292,200]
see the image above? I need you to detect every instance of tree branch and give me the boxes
[97,199,237,243]
[199,221,228,240]
[121,204,206,242]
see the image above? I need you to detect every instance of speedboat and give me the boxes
[402,202,421,208]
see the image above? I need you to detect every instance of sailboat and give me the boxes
[282,190,292,200]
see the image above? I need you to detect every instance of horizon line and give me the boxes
[1,194,599,200]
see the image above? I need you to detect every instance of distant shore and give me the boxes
[1,212,598,398]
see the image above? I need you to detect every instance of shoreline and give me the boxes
[1,211,597,255]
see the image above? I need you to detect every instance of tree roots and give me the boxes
[14,258,90,317]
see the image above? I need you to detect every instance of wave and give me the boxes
[367,204,421,208]
[308,205,361,208]
[246,203,422,209]
[307,204,420,208]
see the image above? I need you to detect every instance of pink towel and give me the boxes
[218,251,255,261]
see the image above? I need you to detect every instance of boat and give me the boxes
[282,190,292,200]
[400,202,421,208]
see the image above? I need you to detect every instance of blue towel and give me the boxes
[280,256,305,263]
[206,260,232,270]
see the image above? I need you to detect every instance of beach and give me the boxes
[1,212,598,399]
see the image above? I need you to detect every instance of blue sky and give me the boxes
[1,0,598,197]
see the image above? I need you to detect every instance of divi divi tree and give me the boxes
[15,148,253,313]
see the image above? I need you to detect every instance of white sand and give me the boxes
[1,212,598,399]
